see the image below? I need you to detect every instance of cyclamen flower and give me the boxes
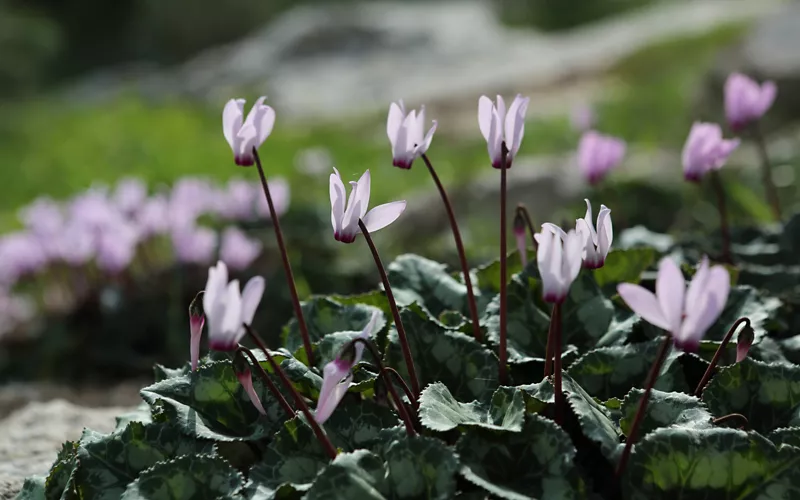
[314,310,380,424]
[223,97,276,166]
[19,197,63,237]
[575,199,612,269]
[255,178,291,220]
[113,178,148,214]
[386,100,437,169]
[577,131,626,185]
[478,94,530,168]
[724,73,777,132]
[172,225,218,265]
[188,294,204,371]
[237,367,267,416]
[617,256,730,351]
[535,225,583,303]
[682,122,740,182]
[219,227,262,271]
[203,261,265,351]
[217,179,258,220]
[329,168,406,243]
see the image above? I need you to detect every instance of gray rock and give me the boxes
[0,400,135,499]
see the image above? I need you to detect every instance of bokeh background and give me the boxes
[1,0,799,408]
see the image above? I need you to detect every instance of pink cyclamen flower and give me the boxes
[570,103,596,133]
[219,227,262,271]
[172,225,218,265]
[534,225,583,303]
[237,368,267,416]
[189,295,205,371]
[682,122,740,182]
[577,131,626,185]
[113,178,148,214]
[386,100,438,169]
[136,195,170,238]
[314,310,380,424]
[255,178,291,219]
[617,256,730,351]
[724,73,777,132]
[19,197,63,237]
[217,179,257,220]
[575,199,612,269]
[478,94,530,168]
[329,168,406,243]
[203,261,265,351]
[95,222,140,273]
[223,97,276,166]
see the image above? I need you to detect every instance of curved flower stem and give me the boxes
[421,153,482,343]
[252,148,315,367]
[236,346,295,418]
[710,171,732,264]
[694,317,751,396]
[244,324,337,459]
[616,335,672,478]
[751,124,782,222]
[357,219,421,400]
[516,203,538,250]
[543,302,559,378]
[348,338,417,436]
[499,143,509,385]
[551,303,564,427]
[380,366,417,409]
[712,413,749,429]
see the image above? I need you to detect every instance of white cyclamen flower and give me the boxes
[387,100,438,169]
[223,97,276,166]
[329,168,406,243]
[203,261,265,351]
[575,199,613,269]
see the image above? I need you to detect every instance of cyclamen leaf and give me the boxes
[457,415,585,500]
[385,304,499,401]
[304,450,388,500]
[619,388,713,437]
[44,441,78,500]
[624,427,800,499]
[769,428,800,449]
[16,476,46,500]
[562,374,622,461]
[384,436,459,500]
[387,254,473,318]
[120,453,243,499]
[418,382,524,433]
[73,421,215,500]
[702,358,800,434]
[567,340,688,400]
[593,248,657,291]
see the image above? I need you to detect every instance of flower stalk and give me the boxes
[751,124,782,221]
[615,335,672,478]
[694,317,751,396]
[357,219,421,399]
[252,149,315,366]
[499,142,509,385]
[420,153,482,342]
[709,171,732,264]
[346,337,417,436]
[244,324,337,459]
[516,204,538,250]
[549,303,564,426]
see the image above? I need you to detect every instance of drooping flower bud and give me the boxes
[736,322,755,363]
[188,292,205,371]
[233,351,267,415]
[513,209,527,267]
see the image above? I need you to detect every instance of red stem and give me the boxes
[710,170,732,264]
[694,317,750,396]
[244,324,337,459]
[421,153,482,343]
[551,303,564,426]
[499,144,509,385]
[357,219,421,400]
[616,335,672,478]
[252,149,315,367]
[516,203,538,249]
[236,346,295,418]
[543,302,557,378]
[751,124,782,222]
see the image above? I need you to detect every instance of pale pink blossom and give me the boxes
[724,73,777,132]
[478,94,530,168]
[203,261,265,351]
[386,100,437,169]
[329,168,406,243]
[681,122,740,182]
[223,97,276,166]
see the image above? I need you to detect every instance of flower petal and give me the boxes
[387,101,405,149]
[478,96,495,141]
[505,94,529,158]
[596,205,613,258]
[617,283,671,331]
[656,258,685,335]
[355,310,380,365]
[354,169,371,220]
[314,362,353,424]
[223,99,245,150]
[362,201,406,233]
[240,276,265,326]
[417,120,438,156]
[257,104,276,145]
[758,81,777,116]
[220,280,243,343]
[330,168,346,234]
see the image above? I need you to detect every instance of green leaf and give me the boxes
[16,476,46,500]
[472,251,531,313]
[153,364,190,383]
[73,421,215,500]
[567,340,688,400]
[702,358,800,434]
[120,453,244,499]
[387,254,472,318]
[457,415,585,500]
[385,304,499,401]
[140,360,286,441]
[593,248,657,290]
[769,428,800,449]
[619,389,713,437]
[44,441,77,500]
[304,450,388,500]
[561,273,615,348]
[384,436,459,500]
[282,297,384,355]
[562,374,622,461]
[115,402,153,430]
[418,383,524,433]
[624,427,800,499]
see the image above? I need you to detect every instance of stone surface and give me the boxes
[63,0,780,123]
[0,399,135,499]
[705,2,800,130]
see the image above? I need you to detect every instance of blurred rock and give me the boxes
[0,400,134,499]
[63,0,780,122]
[705,3,800,130]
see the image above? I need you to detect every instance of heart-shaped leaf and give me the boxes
[120,453,243,499]
[418,382,524,433]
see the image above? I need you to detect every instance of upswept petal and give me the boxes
[221,281,243,337]
[257,105,276,145]
[564,229,583,283]
[685,257,711,309]
[596,206,613,257]
[315,362,353,424]
[354,170,372,220]
[758,81,777,116]
[478,96,495,141]
[683,265,730,340]
[242,97,267,128]
[362,201,406,233]
[223,99,245,149]
[355,311,380,365]
[575,219,597,263]
[656,258,685,335]
[505,95,529,158]
[541,222,568,240]
[495,95,507,128]
[536,230,557,297]
[330,168,346,234]
[240,276,265,326]
[417,120,438,155]
[387,101,405,148]
[617,283,671,331]
[203,261,228,314]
